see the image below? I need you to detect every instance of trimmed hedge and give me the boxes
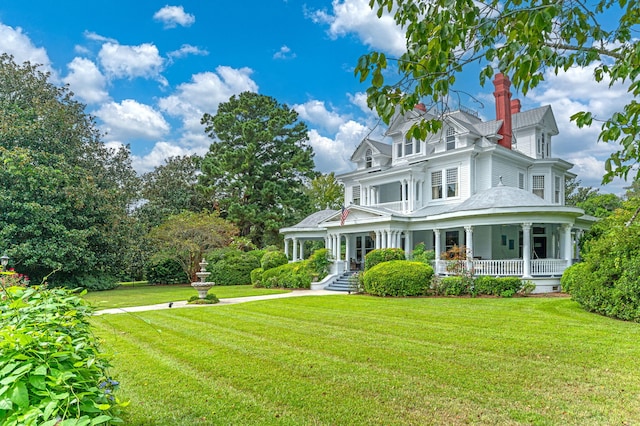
[560,262,590,294]
[432,275,527,297]
[362,260,433,297]
[260,262,311,289]
[250,267,264,287]
[206,250,260,286]
[260,251,288,271]
[364,248,405,270]
[146,256,189,285]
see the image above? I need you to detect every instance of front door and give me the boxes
[533,236,547,259]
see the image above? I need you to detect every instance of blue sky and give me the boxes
[0,1,632,193]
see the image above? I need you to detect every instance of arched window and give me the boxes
[365,149,372,168]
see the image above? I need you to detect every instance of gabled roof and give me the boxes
[287,209,338,229]
[512,105,558,134]
[350,137,391,161]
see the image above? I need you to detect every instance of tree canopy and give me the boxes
[0,54,139,285]
[199,92,318,247]
[305,172,344,211]
[355,0,639,184]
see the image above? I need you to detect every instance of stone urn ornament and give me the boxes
[191,258,215,299]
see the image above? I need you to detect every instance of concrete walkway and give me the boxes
[94,289,344,315]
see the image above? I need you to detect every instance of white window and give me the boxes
[446,127,456,151]
[404,135,413,156]
[415,138,421,153]
[365,149,372,168]
[352,185,361,205]
[554,176,561,203]
[533,175,545,198]
[396,143,402,158]
[431,171,443,200]
[518,172,525,190]
[446,168,458,197]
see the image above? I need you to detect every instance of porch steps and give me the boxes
[325,271,358,292]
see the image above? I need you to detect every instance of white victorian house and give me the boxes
[280,74,597,293]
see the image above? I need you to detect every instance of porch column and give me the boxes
[345,235,352,263]
[397,231,402,249]
[382,231,389,249]
[389,231,396,248]
[562,224,573,265]
[297,239,303,260]
[404,231,412,258]
[522,223,532,278]
[575,229,583,260]
[375,230,380,249]
[464,226,474,260]
[292,238,299,261]
[284,238,290,260]
[336,233,342,261]
[434,229,441,261]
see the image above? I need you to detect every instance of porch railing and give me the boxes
[434,259,569,277]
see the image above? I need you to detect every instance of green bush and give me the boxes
[561,262,590,294]
[570,198,640,322]
[56,273,120,291]
[432,276,470,296]
[261,262,311,289]
[260,251,289,271]
[206,250,260,286]
[364,248,405,270]
[0,285,126,425]
[307,248,331,279]
[146,256,188,285]
[362,260,433,297]
[411,243,435,264]
[473,276,523,296]
[250,268,264,287]
[188,293,220,304]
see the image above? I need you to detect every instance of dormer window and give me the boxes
[365,149,372,168]
[404,135,413,156]
[446,127,456,151]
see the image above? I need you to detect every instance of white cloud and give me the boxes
[273,45,296,60]
[0,22,55,77]
[159,67,258,133]
[95,99,170,141]
[83,31,117,44]
[525,66,634,191]
[294,100,346,133]
[167,44,208,61]
[308,119,369,173]
[63,57,109,104]
[310,0,405,56]
[153,5,195,29]
[98,42,164,80]
[132,142,194,174]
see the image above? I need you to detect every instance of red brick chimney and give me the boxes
[511,99,521,114]
[493,73,512,149]
[414,103,426,112]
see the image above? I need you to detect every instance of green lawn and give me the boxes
[83,284,290,309]
[92,295,640,425]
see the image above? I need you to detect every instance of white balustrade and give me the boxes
[531,259,568,276]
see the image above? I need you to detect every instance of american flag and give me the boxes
[340,206,350,226]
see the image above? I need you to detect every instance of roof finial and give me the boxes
[498,176,504,186]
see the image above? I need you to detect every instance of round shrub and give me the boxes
[561,262,590,294]
[146,256,188,285]
[307,248,331,279]
[432,276,470,296]
[260,251,288,271]
[363,260,433,297]
[0,285,126,424]
[206,250,260,286]
[364,248,406,270]
[261,261,312,289]
[250,267,264,287]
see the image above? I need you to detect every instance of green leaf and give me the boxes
[10,380,29,409]
[90,415,113,425]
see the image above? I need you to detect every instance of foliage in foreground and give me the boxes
[205,249,261,286]
[364,248,405,270]
[0,283,125,425]
[565,198,640,322]
[252,249,331,289]
[356,0,639,184]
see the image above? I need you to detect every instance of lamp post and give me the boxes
[0,254,8,270]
